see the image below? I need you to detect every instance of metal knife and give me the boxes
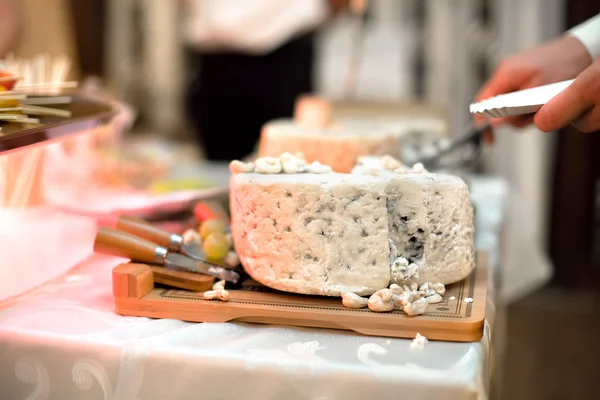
[413,123,493,170]
[116,215,232,268]
[94,226,240,283]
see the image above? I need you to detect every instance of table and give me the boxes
[0,176,506,400]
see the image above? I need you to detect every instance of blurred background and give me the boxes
[2,0,600,398]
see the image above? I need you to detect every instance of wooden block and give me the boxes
[112,263,154,299]
[112,253,490,342]
[151,265,214,292]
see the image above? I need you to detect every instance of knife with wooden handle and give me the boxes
[94,227,240,283]
[116,215,232,268]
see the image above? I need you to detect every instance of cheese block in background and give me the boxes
[259,95,450,173]
[258,119,402,173]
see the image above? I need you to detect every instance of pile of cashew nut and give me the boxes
[203,279,230,302]
[341,281,445,316]
[229,153,333,175]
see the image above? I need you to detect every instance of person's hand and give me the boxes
[476,35,592,128]
[535,57,600,133]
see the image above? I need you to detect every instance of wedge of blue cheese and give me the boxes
[229,154,475,296]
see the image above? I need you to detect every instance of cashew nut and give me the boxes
[229,160,255,174]
[224,251,239,267]
[224,233,233,248]
[413,291,425,300]
[394,291,414,308]
[410,282,418,292]
[280,152,307,174]
[368,289,395,312]
[389,283,404,295]
[425,294,443,304]
[430,282,446,295]
[403,298,428,316]
[411,162,427,173]
[341,292,369,309]
[203,289,230,301]
[182,229,201,245]
[254,157,282,174]
[212,280,226,290]
[381,155,403,171]
[305,161,332,174]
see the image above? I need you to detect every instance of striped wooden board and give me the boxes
[113,253,488,342]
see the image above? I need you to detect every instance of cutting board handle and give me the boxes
[116,215,178,251]
[94,226,162,264]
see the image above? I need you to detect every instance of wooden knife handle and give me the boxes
[116,215,176,250]
[94,226,163,264]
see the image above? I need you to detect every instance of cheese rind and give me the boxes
[230,173,391,296]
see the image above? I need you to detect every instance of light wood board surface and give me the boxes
[113,254,488,342]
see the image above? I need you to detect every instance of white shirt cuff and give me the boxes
[568,14,600,60]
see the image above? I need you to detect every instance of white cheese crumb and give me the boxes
[390,257,420,282]
[410,333,428,350]
[464,297,473,303]
[449,296,456,300]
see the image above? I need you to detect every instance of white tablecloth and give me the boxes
[0,176,506,400]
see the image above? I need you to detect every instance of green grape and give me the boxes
[203,233,229,260]
[199,219,226,239]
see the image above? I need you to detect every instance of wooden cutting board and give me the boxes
[113,253,488,342]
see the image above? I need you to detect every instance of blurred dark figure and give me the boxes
[183,0,350,161]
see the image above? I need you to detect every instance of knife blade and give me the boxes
[94,227,240,283]
[116,215,234,269]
